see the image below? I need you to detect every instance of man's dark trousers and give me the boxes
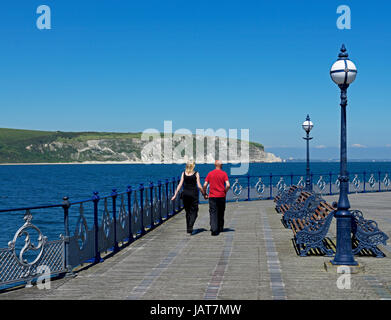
[209,197,226,233]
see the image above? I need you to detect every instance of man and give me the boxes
[203,160,230,236]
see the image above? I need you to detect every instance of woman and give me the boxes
[171,159,206,235]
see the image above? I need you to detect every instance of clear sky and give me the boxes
[0,1,390,155]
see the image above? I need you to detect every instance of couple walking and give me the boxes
[171,160,230,236]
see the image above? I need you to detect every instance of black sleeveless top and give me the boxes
[183,171,198,199]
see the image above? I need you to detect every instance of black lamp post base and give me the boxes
[331,213,357,266]
[330,258,358,266]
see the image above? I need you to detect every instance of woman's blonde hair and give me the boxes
[185,159,195,174]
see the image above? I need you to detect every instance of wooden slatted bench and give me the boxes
[275,186,304,213]
[274,185,297,203]
[290,201,335,256]
[351,210,389,257]
[279,191,313,215]
[274,185,298,212]
[282,192,324,228]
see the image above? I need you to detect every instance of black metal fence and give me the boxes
[0,178,183,291]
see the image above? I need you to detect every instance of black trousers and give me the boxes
[208,197,226,233]
[183,195,199,232]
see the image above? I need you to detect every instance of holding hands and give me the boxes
[172,192,207,201]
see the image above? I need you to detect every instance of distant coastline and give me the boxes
[1,159,390,165]
[0,161,146,165]
[0,127,282,164]
[0,160,282,165]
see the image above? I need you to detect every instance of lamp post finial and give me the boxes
[338,44,349,59]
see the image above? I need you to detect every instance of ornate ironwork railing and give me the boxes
[0,178,183,291]
[214,170,391,203]
[0,170,390,290]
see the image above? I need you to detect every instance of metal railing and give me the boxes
[0,178,183,291]
[0,170,390,290]
[219,171,391,202]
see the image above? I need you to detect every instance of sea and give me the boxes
[0,161,390,247]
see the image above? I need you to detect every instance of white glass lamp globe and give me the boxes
[302,120,313,133]
[330,59,357,85]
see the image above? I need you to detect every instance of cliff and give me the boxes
[0,128,281,163]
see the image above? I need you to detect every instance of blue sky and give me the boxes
[0,1,390,158]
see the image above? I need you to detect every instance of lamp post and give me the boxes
[302,115,313,191]
[330,44,358,266]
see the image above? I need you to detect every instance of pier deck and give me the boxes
[2,192,391,300]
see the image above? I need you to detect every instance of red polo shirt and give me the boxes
[205,169,229,198]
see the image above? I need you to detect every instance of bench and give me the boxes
[290,201,335,256]
[275,186,304,213]
[351,210,389,257]
[279,191,313,215]
[282,193,324,228]
[274,185,297,202]
[274,185,298,211]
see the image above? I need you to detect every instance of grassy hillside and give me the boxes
[0,128,143,163]
[0,128,266,163]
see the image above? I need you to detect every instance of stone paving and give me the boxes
[1,192,391,300]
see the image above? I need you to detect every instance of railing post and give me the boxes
[269,173,273,199]
[92,191,102,263]
[329,172,333,195]
[363,171,366,193]
[173,177,177,212]
[149,182,154,229]
[247,174,250,201]
[62,196,74,276]
[290,173,293,187]
[139,183,145,235]
[177,176,181,210]
[127,185,133,243]
[111,188,119,253]
[157,180,162,224]
[379,171,381,192]
[165,179,169,218]
[171,177,176,215]
[310,173,313,191]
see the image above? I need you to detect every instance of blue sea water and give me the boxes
[0,162,390,247]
